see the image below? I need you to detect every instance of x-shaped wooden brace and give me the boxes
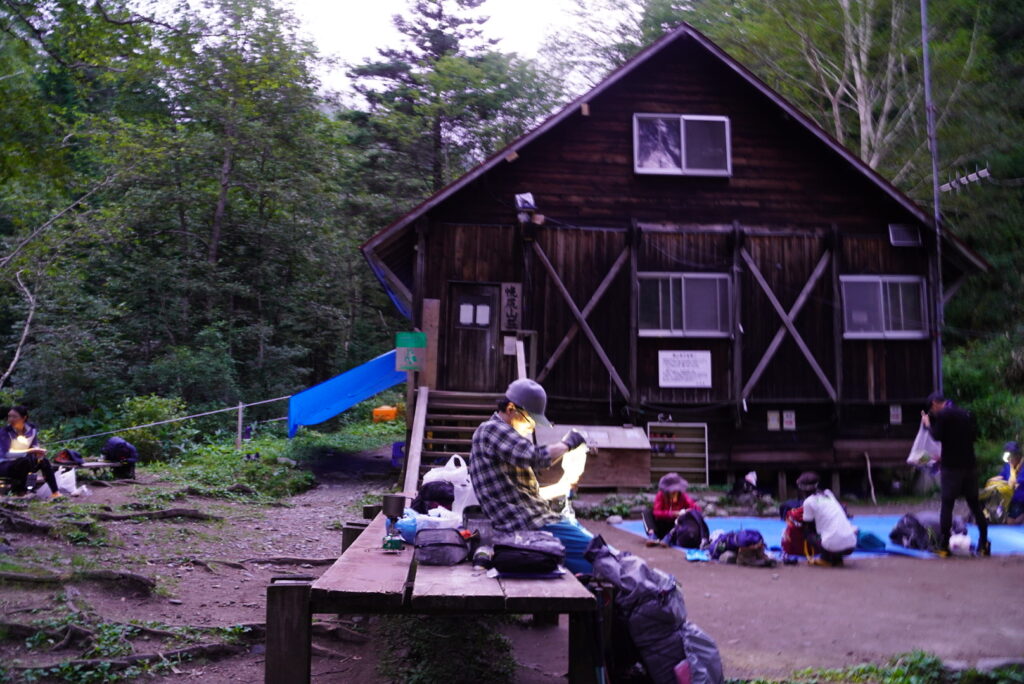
[740,248,837,400]
[532,242,631,401]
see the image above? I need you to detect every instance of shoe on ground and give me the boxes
[935,548,951,558]
[808,557,832,567]
[978,541,991,557]
[49,492,64,501]
[645,539,661,547]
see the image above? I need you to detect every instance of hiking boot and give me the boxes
[808,557,832,567]
[935,548,951,558]
[978,540,991,557]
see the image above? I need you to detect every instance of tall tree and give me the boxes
[350,0,563,193]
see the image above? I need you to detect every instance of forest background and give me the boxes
[0,0,1021,458]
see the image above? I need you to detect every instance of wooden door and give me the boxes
[444,283,500,391]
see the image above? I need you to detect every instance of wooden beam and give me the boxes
[943,274,965,306]
[831,225,843,416]
[515,339,527,379]
[741,249,833,399]
[265,579,311,684]
[731,221,743,426]
[422,299,440,388]
[628,222,640,414]
[532,242,631,401]
[365,248,412,311]
[402,386,430,497]
[536,247,629,383]
[741,249,837,400]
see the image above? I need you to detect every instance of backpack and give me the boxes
[413,527,470,566]
[667,509,710,549]
[709,529,763,559]
[52,449,84,466]
[781,506,807,556]
[889,513,931,550]
[491,530,565,574]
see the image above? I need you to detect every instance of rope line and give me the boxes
[49,395,292,445]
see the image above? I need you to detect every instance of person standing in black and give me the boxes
[922,391,990,556]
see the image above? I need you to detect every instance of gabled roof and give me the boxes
[362,21,987,273]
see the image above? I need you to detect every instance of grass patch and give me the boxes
[730,651,1024,683]
[576,493,651,520]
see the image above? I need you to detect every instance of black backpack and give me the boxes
[53,449,84,466]
[667,509,710,548]
[491,530,566,574]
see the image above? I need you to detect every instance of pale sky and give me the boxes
[284,0,578,92]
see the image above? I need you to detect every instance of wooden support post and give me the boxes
[777,471,788,501]
[732,222,743,427]
[422,299,440,388]
[403,386,430,497]
[831,225,843,428]
[235,402,244,450]
[831,471,841,497]
[568,612,599,684]
[628,222,640,415]
[265,579,311,684]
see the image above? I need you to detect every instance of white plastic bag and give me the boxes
[422,454,470,486]
[907,425,941,466]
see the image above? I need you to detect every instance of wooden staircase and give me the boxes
[413,389,501,476]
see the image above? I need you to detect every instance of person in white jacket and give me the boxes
[797,471,857,566]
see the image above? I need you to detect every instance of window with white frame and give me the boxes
[639,273,731,336]
[633,114,731,176]
[841,276,927,339]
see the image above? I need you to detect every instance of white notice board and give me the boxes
[658,350,712,388]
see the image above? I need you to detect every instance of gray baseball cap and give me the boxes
[505,378,552,427]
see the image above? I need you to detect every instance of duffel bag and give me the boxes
[491,530,565,573]
[414,527,470,566]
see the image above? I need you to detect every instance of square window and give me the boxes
[841,276,926,338]
[459,303,475,326]
[634,114,731,176]
[683,117,730,173]
[635,116,682,172]
[638,273,730,337]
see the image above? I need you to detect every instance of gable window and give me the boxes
[841,276,927,339]
[639,273,731,336]
[634,114,731,176]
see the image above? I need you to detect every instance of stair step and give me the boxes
[425,413,491,422]
[423,425,478,434]
[423,437,473,446]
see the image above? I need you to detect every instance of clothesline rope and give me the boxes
[49,395,292,445]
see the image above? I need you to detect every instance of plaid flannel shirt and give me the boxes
[469,412,560,532]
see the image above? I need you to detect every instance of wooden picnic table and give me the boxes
[265,514,599,683]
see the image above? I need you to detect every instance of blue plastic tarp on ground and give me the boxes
[615,515,1024,558]
[288,350,406,437]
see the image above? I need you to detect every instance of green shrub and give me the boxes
[377,615,517,684]
[111,395,197,461]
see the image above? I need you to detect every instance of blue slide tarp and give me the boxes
[288,350,406,437]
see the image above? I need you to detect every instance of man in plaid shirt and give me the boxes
[469,379,593,573]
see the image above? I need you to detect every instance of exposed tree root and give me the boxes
[0,508,53,534]
[12,642,246,672]
[0,569,156,594]
[94,508,220,522]
[240,556,335,566]
[0,620,94,650]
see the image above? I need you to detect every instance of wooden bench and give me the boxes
[62,461,135,479]
[264,514,599,684]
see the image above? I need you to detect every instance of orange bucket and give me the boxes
[373,405,398,423]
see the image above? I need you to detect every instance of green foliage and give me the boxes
[378,615,517,684]
[576,493,651,519]
[780,650,1024,684]
[111,395,195,461]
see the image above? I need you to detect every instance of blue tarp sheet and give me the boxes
[288,350,406,437]
[615,515,1024,558]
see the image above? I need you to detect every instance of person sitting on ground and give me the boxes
[99,436,138,479]
[651,472,702,541]
[797,471,856,566]
[0,405,61,499]
[468,378,594,574]
[981,441,1024,525]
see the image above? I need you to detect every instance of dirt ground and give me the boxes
[2,452,1023,682]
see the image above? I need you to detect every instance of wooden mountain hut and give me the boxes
[361,22,988,495]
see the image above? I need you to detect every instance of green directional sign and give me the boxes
[396,332,427,372]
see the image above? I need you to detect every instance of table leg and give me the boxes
[265,579,311,684]
[568,611,600,684]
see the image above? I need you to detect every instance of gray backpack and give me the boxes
[414,528,470,566]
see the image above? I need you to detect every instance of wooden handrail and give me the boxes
[402,386,430,497]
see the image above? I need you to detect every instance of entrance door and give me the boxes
[445,283,500,391]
